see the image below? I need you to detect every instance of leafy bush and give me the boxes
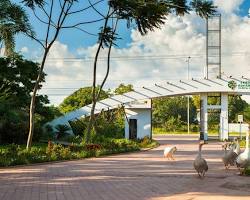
[243,167,250,176]
[46,143,72,160]
[190,124,199,132]
[163,115,183,132]
[68,108,125,141]
[85,144,102,151]
[54,124,71,139]
[136,136,159,148]
[0,137,157,167]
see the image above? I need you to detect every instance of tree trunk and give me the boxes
[85,9,110,143]
[26,49,49,149]
[96,19,118,101]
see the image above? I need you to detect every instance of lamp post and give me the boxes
[187,56,191,134]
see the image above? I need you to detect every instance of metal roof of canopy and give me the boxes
[48,75,250,128]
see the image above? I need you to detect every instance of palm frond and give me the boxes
[0,0,34,56]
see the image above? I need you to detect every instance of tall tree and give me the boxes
[228,95,248,122]
[86,0,216,142]
[22,0,108,149]
[0,55,48,144]
[0,0,33,56]
[153,96,197,127]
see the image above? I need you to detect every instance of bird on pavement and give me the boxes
[236,132,250,174]
[193,141,208,178]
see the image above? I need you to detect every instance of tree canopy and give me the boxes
[152,96,197,127]
[0,0,33,56]
[114,83,134,95]
[59,86,110,114]
[0,56,59,144]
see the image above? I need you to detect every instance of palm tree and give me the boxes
[0,0,34,56]
[54,124,71,140]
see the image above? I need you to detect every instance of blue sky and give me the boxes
[15,0,133,55]
[11,0,250,105]
[239,0,250,16]
[14,0,250,56]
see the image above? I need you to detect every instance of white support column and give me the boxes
[220,94,229,140]
[200,94,208,141]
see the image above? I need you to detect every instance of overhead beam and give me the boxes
[155,84,174,92]
[142,86,163,96]
[192,78,211,87]
[179,80,198,89]
[166,81,186,90]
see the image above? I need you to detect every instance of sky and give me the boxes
[11,0,250,105]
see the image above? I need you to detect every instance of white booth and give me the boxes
[124,99,152,139]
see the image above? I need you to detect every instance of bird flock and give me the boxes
[164,132,250,178]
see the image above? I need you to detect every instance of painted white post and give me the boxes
[220,94,229,140]
[200,94,208,141]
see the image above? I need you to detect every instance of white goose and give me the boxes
[222,143,238,169]
[236,132,250,171]
[233,138,241,155]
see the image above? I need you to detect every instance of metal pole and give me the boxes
[187,56,191,134]
[219,14,222,78]
[240,122,242,140]
[205,17,208,79]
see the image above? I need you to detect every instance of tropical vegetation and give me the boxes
[0,136,158,167]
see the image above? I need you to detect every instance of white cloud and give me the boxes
[39,5,250,105]
[20,46,29,54]
[213,0,244,14]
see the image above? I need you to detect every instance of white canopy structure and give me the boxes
[48,15,250,141]
[48,75,250,140]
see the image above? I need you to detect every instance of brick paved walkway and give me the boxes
[0,135,249,200]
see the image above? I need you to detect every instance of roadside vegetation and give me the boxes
[0,136,158,167]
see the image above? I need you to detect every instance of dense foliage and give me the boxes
[0,0,33,56]
[59,86,110,113]
[228,95,249,122]
[0,56,61,144]
[153,96,197,131]
[114,83,134,95]
[0,136,158,167]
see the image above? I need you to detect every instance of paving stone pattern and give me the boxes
[0,135,249,200]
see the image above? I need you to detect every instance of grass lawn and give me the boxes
[153,127,244,137]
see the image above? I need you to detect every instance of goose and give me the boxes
[163,146,177,160]
[193,141,208,177]
[232,138,241,155]
[236,132,250,172]
[222,142,238,169]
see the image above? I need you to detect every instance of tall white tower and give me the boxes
[205,14,221,79]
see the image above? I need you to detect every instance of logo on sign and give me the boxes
[228,80,237,90]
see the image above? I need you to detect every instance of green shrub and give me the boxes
[46,144,72,160]
[163,115,183,132]
[136,136,159,148]
[243,167,250,176]
[85,144,102,151]
[0,136,157,167]
[54,124,71,139]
